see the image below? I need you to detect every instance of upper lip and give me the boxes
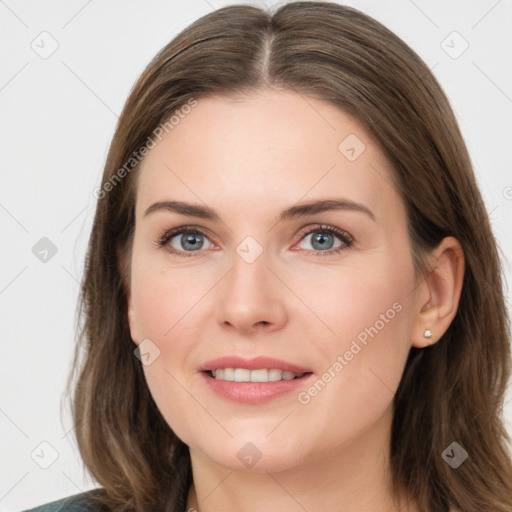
[198,356,312,374]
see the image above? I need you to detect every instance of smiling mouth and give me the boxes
[205,368,313,383]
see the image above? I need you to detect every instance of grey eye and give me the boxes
[299,231,343,251]
[170,232,211,252]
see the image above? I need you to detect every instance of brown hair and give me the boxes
[64,2,512,511]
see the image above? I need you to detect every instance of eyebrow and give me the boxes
[143,198,376,222]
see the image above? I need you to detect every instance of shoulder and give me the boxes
[21,490,107,512]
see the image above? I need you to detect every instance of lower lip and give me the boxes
[200,371,314,404]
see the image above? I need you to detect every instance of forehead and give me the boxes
[136,89,403,223]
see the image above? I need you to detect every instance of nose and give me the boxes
[215,248,288,335]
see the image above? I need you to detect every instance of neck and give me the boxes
[186,405,418,512]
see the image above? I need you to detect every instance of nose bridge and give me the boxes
[227,238,273,302]
[215,235,287,332]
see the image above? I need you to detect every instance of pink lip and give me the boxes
[198,356,314,404]
[198,356,311,374]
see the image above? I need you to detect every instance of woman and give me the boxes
[25,2,512,511]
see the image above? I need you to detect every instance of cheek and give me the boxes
[130,254,205,342]
[130,259,207,444]
[328,254,413,362]
[142,359,203,442]
[293,247,413,347]
[301,253,415,418]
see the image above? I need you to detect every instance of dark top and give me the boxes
[22,490,103,512]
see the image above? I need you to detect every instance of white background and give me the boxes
[1,0,511,510]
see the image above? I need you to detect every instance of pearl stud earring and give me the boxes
[424,329,433,338]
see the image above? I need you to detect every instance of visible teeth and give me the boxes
[210,368,305,382]
[223,368,235,381]
[234,368,251,382]
[268,369,282,381]
[250,369,268,382]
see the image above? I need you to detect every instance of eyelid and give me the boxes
[294,223,354,245]
[154,225,217,256]
[291,223,354,256]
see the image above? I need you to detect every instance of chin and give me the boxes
[194,438,308,473]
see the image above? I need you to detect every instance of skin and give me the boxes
[126,88,464,512]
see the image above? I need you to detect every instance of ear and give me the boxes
[117,244,140,346]
[410,236,465,348]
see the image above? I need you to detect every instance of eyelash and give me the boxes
[155,224,354,258]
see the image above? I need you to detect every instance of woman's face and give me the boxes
[127,88,424,472]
